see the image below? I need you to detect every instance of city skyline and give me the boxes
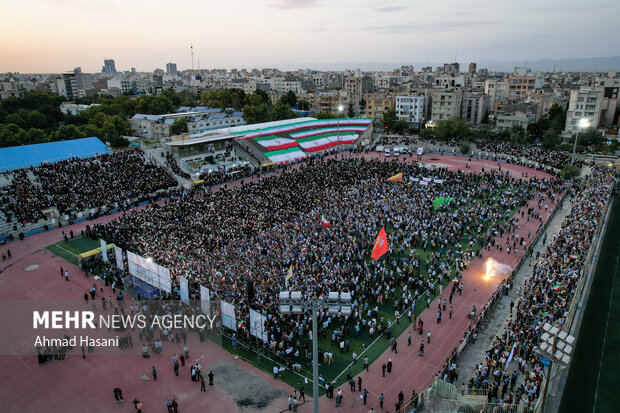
[2,0,620,73]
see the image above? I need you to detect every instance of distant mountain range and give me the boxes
[278,56,620,73]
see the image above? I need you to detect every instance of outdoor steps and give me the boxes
[146,147,192,186]
[233,139,269,165]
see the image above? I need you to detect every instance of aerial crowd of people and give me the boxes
[90,152,565,390]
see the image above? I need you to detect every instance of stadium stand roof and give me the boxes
[0,137,111,172]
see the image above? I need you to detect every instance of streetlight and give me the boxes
[535,322,575,410]
[571,118,591,165]
[337,104,344,151]
[279,290,352,413]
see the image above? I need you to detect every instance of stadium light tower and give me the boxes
[535,322,575,410]
[337,104,344,150]
[571,118,590,165]
[279,291,352,413]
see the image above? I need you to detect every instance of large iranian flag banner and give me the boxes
[264,147,308,163]
[290,127,366,139]
[296,132,360,152]
[253,135,299,151]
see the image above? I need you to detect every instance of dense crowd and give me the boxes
[468,166,613,408]
[474,141,580,171]
[92,156,564,373]
[0,150,178,229]
[198,165,252,186]
[33,150,178,215]
[0,170,48,225]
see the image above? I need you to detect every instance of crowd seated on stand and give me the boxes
[1,150,179,229]
[1,170,48,225]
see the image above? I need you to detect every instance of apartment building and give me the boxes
[461,92,489,125]
[269,78,302,94]
[496,111,535,130]
[430,90,463,121]
[130,110,245,139]
[365,94,395,123]
[594,73,619,126]
[565,87,604,134]
[395,95,424,125]
[344,76,374,105]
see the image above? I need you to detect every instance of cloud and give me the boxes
[271,0,320,9]
[364,20,495,34]
[376,6,408,12]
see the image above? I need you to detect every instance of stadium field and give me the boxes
[46,235,99,265]
[559,198,620,413]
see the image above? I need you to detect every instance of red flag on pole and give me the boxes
[371,226,389,260]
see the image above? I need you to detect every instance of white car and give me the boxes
[393,148,400,157]
[385,149,391,157]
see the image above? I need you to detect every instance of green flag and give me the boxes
[433,197,454,210]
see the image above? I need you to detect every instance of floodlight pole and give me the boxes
[311,298,319,413]
[571,131,579,166]
[279,291,351,413]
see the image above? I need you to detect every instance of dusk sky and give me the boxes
[2,0,620,73]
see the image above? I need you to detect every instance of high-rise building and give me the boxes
[102,59,116,75]
[62,72,78,100]
[166,63,178,75]
[443,62,460,75]
[468,63,477,75]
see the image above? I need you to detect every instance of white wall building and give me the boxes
[564,87,604,134]
[395,95,425,124]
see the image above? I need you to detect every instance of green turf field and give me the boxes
[559,197,620,413]
[46,236,100,265]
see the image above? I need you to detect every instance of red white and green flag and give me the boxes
[321,215,331,227]
[264,147,308,163]
[253,135,299,151]
[569,254,579,260]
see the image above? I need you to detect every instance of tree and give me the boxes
[55,125,84,141]
[541,128,560,150]
[242,103,271,124]
[560,165,580,180]
[460,140,472,154]
[316,111,336,119]
[382,109,398,131]
[392,119,408,135]
[26,128,47,144]
[170,117,188,135]
[200,89,245,110]
[4,113,25,128]
[435,116,470,141]
[279,91,297,108]
[509,124,526,144]
[271,101,296,121]
[576,127,602,147]
[297,99,310,111]
[135,94,174,114]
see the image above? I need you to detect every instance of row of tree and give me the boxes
[0,90,203,148]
